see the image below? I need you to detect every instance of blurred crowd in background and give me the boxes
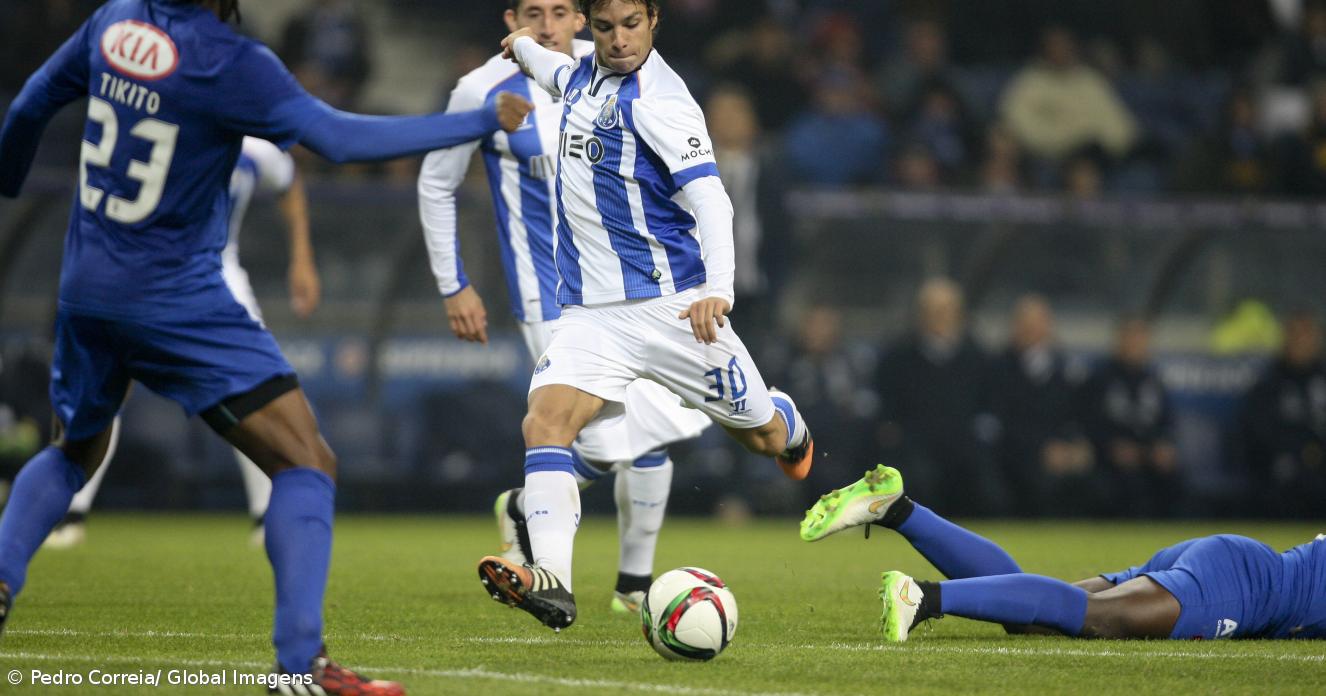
[1,0,1324,519]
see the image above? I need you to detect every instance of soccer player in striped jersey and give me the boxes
[803,465,1326,642]
[418,0,709,615]
[45,136,318,550]
[477,0,814,631]
[0,1,531,692]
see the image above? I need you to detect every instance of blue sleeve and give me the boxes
[0,20,92,197]
[217,42,502,163]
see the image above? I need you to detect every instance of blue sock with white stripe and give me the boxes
[939,574,1087,636]
[769,392,806,450]
[616,449,672,578]
[265,467,335,674]
[524,447,580,591]
[0,447,86,595]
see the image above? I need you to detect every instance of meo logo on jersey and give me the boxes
[560,132,605,165]
[101,20,179,81]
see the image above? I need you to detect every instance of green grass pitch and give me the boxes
[0,514,1321,694]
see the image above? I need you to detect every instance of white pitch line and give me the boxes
[9,629,1325,665]
[0,652,810,696]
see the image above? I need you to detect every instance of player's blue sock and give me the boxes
[895,503,1020,579]
[939,574,1088,636]
[265,467,334,674]
[0,447,86,595]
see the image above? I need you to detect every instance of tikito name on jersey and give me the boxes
[97,72,161,114]
[560,132,605,165]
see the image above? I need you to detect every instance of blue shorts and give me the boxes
[1101,535,1283,640]
[50,302,293,441]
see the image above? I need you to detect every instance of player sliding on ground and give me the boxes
[0,1,531,693]
[417,0,710,615]
[802,465,1326,641]
[478,0,815,631]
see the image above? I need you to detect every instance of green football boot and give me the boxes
[799,464,904,542]
[879,570,924,642]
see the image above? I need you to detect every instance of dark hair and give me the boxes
[578,0,660,20]
[181,0,241,22]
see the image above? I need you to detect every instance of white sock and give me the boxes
[615,451,672,578]
[523,447,581,591]
[236,450,271,520]
[68,416,120,515]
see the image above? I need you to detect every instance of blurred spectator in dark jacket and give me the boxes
[988,296,1096,517]
[1281,0,1326,87]
[904,79,976,180]
[875,278,1004,515]
[977,125,1026,193]
[784,68,889,187]
[877,18,972,120]
[1175,87,1275,194]
[999,26,1138,164]
[282,0,373,110]
[766,305,876,493]
[1076,317,1179,517]
[715,18,806,131]
[1278,81,1326,196]
[706,84,791,338]
[1240,310,1326,518]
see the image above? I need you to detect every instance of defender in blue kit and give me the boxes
[0,1,532,693]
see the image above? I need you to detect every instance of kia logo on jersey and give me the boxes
[101,20,179,81]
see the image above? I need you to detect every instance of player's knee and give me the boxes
[737,421,784,457]
[522,409,576,447]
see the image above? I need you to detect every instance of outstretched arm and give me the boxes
[502,29,578,99]
[218,44,531,165]
[278,171,320,318]
[0,21,92,197]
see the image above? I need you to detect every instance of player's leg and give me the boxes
[612,449,673,611]
[801,465,1021,579]
[0,312,127,631]
[480,307,638,629]
[235,448,272,545]
[128,305,399,692]
[637,293,811,478]
[478,383,605,630]
[44,415,122,549]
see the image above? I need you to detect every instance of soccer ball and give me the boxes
[640,567,738,661]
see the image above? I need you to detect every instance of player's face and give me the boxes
[505,0,584,57]
[589,0,657,74]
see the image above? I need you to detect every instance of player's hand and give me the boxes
[495,91,533,133]
[445,285,488,344]
[288,257,321,319]
[679,297,731,345]
[501,27,537,61]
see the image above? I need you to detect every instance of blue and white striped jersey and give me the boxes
[545,50,720,305]
[419,41,593,324]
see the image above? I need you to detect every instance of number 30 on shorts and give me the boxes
[704,356,748,412]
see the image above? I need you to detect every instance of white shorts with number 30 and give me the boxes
[526,288,775,460]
